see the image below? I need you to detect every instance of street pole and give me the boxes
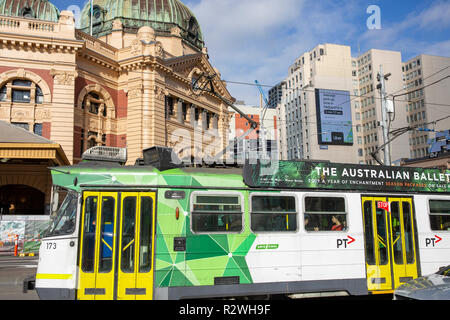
[379,65,391,166]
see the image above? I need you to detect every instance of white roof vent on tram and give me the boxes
[81,146,127,164]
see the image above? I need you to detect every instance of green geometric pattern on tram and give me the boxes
[154,175,257,287]
[223,255,253,283]
[154,193,188,287]
[184,232,256,285]
[162,173,191,188]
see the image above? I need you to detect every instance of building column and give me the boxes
[126,81,143,164]
[142,66,152,150]
[151,85,167,147]
[177,98,183,123]
[50,69,77,164]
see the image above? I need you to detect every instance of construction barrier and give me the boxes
[0,215,51,255]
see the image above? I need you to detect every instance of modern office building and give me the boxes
[355,48,408,165]
[402,54,450,159]
[275,43,449,165]
[277,43,363,163]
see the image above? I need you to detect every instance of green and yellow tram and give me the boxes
[33,146,450,299]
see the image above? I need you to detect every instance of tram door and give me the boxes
[117,192,155,300]
[361,196,419,292]
[78,191,156,300]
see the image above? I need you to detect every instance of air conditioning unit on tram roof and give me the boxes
[82,146,127,164]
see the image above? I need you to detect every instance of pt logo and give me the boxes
[425,235,442,247]
[337,235,355,248]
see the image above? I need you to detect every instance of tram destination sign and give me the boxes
[243,161,450,193]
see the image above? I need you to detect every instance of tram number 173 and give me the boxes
[46,242,57,250]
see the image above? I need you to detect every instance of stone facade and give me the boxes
[0,8,233,165]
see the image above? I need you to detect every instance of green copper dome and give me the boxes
[0,0,59,22]
[79,0,204,49]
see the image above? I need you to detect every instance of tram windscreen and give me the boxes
[46,192,78,237]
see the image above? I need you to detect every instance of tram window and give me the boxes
[375,206,388,265]
[47,192,78,236]
[99,197,115,273]
[363,201,375,265]
[191,194,242,233]
[390,202,403,265]
[81,196,98,273]
[429,200,450,231]
[251,195,297,232]
[402,202,415,264]
[304,197,347,231]
[139,196,153,273]
[121,197,136,273]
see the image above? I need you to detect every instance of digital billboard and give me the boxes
[315,89,353,145]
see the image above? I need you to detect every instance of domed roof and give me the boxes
[0,0,59,22]
[79,0,204,49]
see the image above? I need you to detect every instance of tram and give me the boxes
[32,146,450,300]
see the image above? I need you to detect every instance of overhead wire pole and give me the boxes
[382,74,450,164]
[376,65,392,165]
[370,114,450,165]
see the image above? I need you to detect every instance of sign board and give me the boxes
[315,89,353,145]
[377,201,390,211]
[243,160,450,193]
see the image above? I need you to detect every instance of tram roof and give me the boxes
[50,158,450,194]
[49,161,247,192]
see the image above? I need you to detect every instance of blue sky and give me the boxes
[51,0,450,105]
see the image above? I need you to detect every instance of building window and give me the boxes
[12,79,32,87]
[194,107,199,122]
[12,88,30,103]
[0,85,6,101]
[11,122,29,131]
[82,92,106,116]
[165,96,174,118]
[33,123,43,136]
[182,102,188,121]
[1,79,44,104]
[35,86,44,104]
[87,132,98,149]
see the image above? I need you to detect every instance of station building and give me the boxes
[0,0,234,219]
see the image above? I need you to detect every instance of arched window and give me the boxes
[82,92,106,116]
[0,85,6,102]
[76,88,114,160]
[0,79,44,104]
